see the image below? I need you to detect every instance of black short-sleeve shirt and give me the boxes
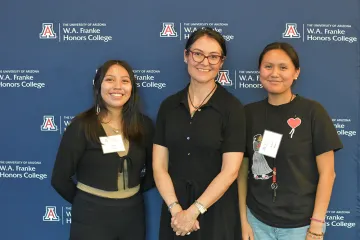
[154,83,246,182]
[154,83,246,240]
[245,95,343,228]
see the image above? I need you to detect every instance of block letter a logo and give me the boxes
[282,23,301,38]
[160,23,178,37]
[43,206,60,221]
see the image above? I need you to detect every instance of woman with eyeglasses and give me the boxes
[153,27,246,239]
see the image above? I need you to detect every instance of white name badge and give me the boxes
[99,135,125,154]
[258,130,283,158]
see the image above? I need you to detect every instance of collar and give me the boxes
[264,94,301,109]
[178,82,224,112]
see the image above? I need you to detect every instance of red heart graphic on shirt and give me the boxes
[287,117,301,129]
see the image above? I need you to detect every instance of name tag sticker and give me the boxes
[258,130,283,158]
[99,135,125,154]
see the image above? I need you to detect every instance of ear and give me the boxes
[294,68,300,80]
[184,49,189,63]
[219,56,226,69]
[219,61,224,69]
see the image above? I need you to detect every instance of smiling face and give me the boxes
[259,49,300,95]
[184,35,224,84]
[100,64,132,110]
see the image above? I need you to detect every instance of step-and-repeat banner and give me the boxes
[0,0,359,239]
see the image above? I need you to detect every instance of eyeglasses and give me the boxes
[187,50,224,65]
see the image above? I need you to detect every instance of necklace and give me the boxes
[289,93,294,103]
[268,93,294,105]
[105,123,121,134]
[188,83,217,110]
[111,128,120,134]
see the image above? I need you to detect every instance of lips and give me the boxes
[109,93,125,100]
[197,68,211,72]
[267,80,282,83]
[110,93,124,97]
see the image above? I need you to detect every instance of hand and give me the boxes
[190,220,200,232]
[170,204,183,217]
[306,233,324,240]
[171,205,200,236]
[171,218,200,236]
[241,221,254,240]
[306,222,324,240]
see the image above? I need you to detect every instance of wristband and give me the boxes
[307,228,324,239]
[194,200,207,214]
[167,201,179,212]
[310,217,325,223]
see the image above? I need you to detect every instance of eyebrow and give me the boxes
[104,74,130,78]
[262,62,289,65]
[192,48,222,55]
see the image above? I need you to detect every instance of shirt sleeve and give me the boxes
[140,116,155,192]
[153,100,168,147]
[51,118,86,203]
[311,102,343,156]
[221,99,246,153]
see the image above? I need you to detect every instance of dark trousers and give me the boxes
[70,190,145,240]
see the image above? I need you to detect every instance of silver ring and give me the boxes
[186,232,191,235]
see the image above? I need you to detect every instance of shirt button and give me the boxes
[190,122,192,124]
[188,153,191,156]
[187,137,190,140]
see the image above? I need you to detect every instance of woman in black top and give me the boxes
[153,27,246,239]
[51,60,154,240]
[238,42,343,240]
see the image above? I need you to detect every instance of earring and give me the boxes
[184,60,187,63]
[96,104,100,115]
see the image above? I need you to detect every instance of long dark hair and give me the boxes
[76,60,143,144]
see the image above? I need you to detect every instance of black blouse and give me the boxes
[51,114,154,203]
[154,83,246,182]
[154,83,246,240]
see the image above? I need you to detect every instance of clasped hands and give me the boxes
[170,204,201,236]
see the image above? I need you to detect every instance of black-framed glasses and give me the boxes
[187,50,224,65]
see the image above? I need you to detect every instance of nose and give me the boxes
[113,79,122,89]
[200,56,210,66]
[270,67,279,78]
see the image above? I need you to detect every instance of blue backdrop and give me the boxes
[0,0,359,239]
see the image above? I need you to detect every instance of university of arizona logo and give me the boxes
[43,206,60,221]
[41,115,58,131]
[282,23,301,38]
[160,23,178,37]
[39,23,57,39]
[216,70,232,86]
